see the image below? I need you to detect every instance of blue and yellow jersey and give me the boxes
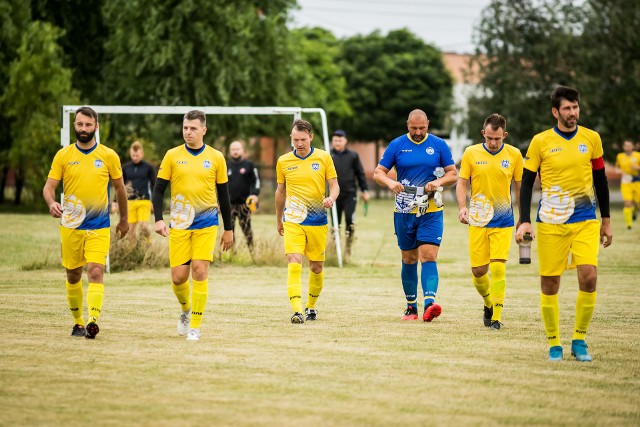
[157,144,227,230]
[276,147,337,226]
[524,126,603,224]
[459,142,523,228]
[379,133,454,214]
[48,143,122,230]
[615,151,640,183]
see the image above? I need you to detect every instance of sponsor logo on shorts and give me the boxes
[501,160,510,168]
[312,162,320,171]
[203,160,211,169]
[426,147,435,155]
[94,160,103,168]
[578,144,588,153]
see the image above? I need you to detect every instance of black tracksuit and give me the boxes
[122,160,155,200]
[226,158,260,248]
[330,148,368,228]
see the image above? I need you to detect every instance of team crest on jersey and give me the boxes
[311,162,320,171]
[426,147,435,155]
[501,160,510,168]
[578,144,588,154]
[203,160,211,169]
[94,159,103,168]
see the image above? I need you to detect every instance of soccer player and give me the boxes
[517,86,613,362]
[373,109,457,322]
[227,140,260,250]
[615,140,640,229]
[114,141,156,238]
[275,119,339,324]
[43,106,129,339]
[152,110,233,341]
[456,114,523,330]
[330,129,369,260]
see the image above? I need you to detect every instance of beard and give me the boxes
[75,129,95,143]
[559,115,578,129]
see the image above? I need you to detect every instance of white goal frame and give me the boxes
[60,105,343,268]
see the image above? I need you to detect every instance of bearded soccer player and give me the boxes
[615,140,640,229]
[152,110,233,341]
[373,109,457,322]
[275,119,339,324]
[517,86,613,362]
[43,106,129,339]
[457,114,523,330]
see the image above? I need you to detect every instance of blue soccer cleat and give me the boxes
[571,340,592,362]
[548,345,563,361]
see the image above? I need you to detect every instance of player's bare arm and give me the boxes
[43,178,63,218]
[425,164,457,192]
[275,182,286,236]
[373,164,404,195]
[112,176,129,238]
[323,178,339,208]
[456,177,470,224]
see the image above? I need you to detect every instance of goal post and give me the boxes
[60,105,343,268]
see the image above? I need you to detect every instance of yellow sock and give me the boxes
[306,270,324,309]
[623,207,633,227]
[573,290,596,340]
[287,263,303,313]
[190,279,208,329]
[172,281,191,313]
[540,293,560,347]
[489,262,506,321]
[472,273,492,308]
[66,280,84,326]
[87,283,104,323]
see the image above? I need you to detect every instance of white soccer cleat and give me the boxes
[186,328,201,341]
[177,310,191,336]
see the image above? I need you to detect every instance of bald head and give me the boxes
[406,109,430,142]
[229,140,245,160]
[407,109,428,122]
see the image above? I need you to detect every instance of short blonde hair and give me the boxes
[130,141,143,152]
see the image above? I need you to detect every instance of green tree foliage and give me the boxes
[1,21,79,202]
[337,29,453,142]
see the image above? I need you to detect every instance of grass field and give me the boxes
[1,200,639,426]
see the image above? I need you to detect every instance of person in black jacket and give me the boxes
[330,130,369,258]
[227,140,260,250]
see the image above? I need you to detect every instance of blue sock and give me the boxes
[421,261,439,306]
[401,261,418,309]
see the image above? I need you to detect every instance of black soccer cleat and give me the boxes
[483,306,493,327]
[85,321,99,339]
[291,312,304,324]
[70,324,86,337]
[489,320,503,330]
[305,308,318,321]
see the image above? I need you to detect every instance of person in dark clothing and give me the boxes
[227,140,260,250]
[115,141,156,237]
[330,130,369,258]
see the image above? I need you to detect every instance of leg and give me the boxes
[238,204,254,250]
[65,266,85,329]
[83,228,111,338]
[60,227,88,330]
[304,224,329,319]
[621,184,634,229]
[540,275,562,358]
[469,226,492,320]
[486,228,513,326]
[343,193,357,257]
[419,244,442,322]
[283,223,305,322]
[187,227,218,336]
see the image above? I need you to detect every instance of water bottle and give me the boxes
[519,233,533,264]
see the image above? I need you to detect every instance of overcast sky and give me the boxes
[289,0,493,54]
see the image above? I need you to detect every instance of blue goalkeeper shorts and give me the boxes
[393,210,443,250]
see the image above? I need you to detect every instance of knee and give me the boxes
[309,262,324,274]
[402,253,418,264]
[191,264,209,281]
[66,268,83,284]
[471,265,488,277]
[86,264,104,283]
[171,270,189,285]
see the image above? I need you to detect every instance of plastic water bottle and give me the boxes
[519,233,533,264]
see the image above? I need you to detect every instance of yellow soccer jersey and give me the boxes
[459,142,523,228]
[615,151,640,184]
[524,126,603,224]
[276,147,337,226]
[48,143,122,230]
[157,144,227,230]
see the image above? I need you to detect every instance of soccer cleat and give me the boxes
[186,328,201,341]
[483,305,493,327]
[548,345,563,361]
[85,321,99,339]
[177,310,191,336]
[489,320,503,330]
[70,324,86,337]
[305,308,317,321]
[402,306,418,321]
[571,339,592,362]
[291,312,305,324]
[423,303,442,322]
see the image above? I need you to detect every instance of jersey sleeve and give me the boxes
[513,149,524,181]
[458,148,472,180]
[215,152,228,184]
[48,150,64,180]
[439,140,455,167]
[276,158,285,184]
[615,153,622,168]
[378,141,397,170]
[523,136,541,172]
[108,150,123,180]
[591,132,604,160]
[157,151,173,181]
[325,152,338,180]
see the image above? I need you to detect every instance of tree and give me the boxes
[1,21,79,204]
[337,29,453,142]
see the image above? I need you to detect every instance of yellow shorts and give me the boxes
[128,199,151,223]
[283,222,328,261]
[60,226,110,270]
[169,225,217,267]
[537,220,599,276]
[468,226,513,267]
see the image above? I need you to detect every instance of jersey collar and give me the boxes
[553,126,579,140]
[294,146,314,160]
[482,142,505,156]
[184,143,206,156]
[407,133,428,144]
[74,142,98,155]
